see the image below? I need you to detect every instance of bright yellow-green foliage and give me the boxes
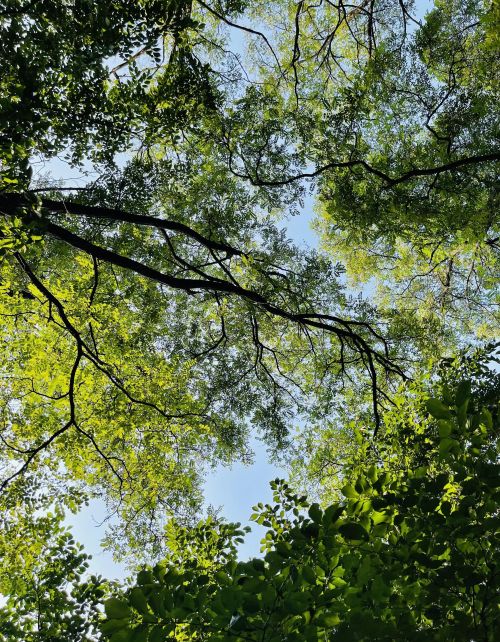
[0,205,375,557]
[0,247,246,556]
[0,481,106,641]
[316,228,500,349]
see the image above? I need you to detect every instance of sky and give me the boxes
[68,213,317,581]
[69,436,296,581]
[31,0,433,580]
[40,156,319,581]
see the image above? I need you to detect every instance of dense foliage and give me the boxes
[0,0,498,638]
[102,372,499,640]
[0,479,107,641]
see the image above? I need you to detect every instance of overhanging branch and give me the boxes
[0,194,407,433]
[227,152,500,188]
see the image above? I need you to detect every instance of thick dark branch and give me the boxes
[387,153,500,186]
[45,222,404,427]
[40,219,391,358]
[1,194,244,257]
[2,198,405,433]
[228,152,500,187]
[14,253,83,346]
[43,219,267,303]
[291,1,304,105]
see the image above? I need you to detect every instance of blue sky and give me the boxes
[66,201,318,581]
[69,438,292,579]
[38,0,434,579]
[40,156,319,580]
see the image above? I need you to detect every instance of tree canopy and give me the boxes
[100,369,499,641]
[0,0,499,637]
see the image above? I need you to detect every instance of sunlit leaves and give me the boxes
[0,489,107,642]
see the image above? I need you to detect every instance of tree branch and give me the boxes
[1,194,244,257]
[227,152,500,188]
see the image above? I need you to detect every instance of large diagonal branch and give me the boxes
[5,202,401,372]
[39,218,386,348]
[1,196,404,430]
[35,219,404,430]
[1,194,244,257]
[43,218,267,302]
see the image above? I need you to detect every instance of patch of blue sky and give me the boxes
[38,0,437,575]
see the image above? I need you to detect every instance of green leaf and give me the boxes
[323,504,344,526]
[439,437,459,456]
[129,624,149,642]
[357,557,374,585]
[137,570,154,585]
[101,619,130,634]
[275,541,291,557]
[316,612,341,627]
[110,630,133,642]
[148,591,166,617]
[302,565,317,585]
[219,587,242,612]
[130,588,150,615]
[243,594,261,614]
[480,408,493,430]
[341,484,358,499]
[371,575,390,601]
[148,626,165,642]
[105,598,131,620]
[284,591,310,615]
[339,522,368,540]
[426,398,451,420]
[372,511,392,526]
[261,585,277,608]
[308,503,323,523]
[438,420,452,438]
[455,381,471,407]
[457,403,467,429]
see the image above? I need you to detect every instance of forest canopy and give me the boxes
[0,0,498,639]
